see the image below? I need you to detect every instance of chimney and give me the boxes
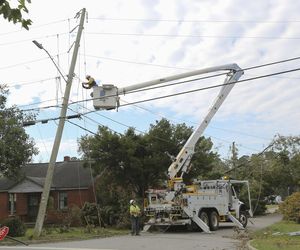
[64,156,71,162]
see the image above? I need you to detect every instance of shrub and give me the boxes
[279,192,300,223]
[69,205,82,226]
[81,202,101,226]
[2,216,26,237]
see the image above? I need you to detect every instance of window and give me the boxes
[58,192,68,210]
[8,193,16,214]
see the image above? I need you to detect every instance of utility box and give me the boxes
[93,85,118,110]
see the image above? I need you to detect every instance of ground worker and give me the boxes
[129,199,141,236]
[82,75,97,89]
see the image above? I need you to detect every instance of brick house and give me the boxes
[0,157,96,223]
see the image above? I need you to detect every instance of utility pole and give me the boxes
[33,8,86,238]
[231,141,238,179]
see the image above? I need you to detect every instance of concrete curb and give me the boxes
[247,240,258,250]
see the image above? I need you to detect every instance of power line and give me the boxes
[83,54,191,71]
[224,142,275,174]
[118,67,300,108]
[21,104,61,112]
[0,33,68,47]
[67,111,261,164]
[68,105,180,145]
[86,32,300,40]
[0,19,69,37]
[22,114,80,127]
[67,120,99,136]
[121,100,271,141]
[19,99,60,109]
[116,100,267,152]
[89,17,300,24]
[67,65,300,108]
[6,77,60,88]
[83,54,300,78]
[243,55,300,71]
[20,65,300,112]
[19,55,300,111]
[4,51,300,92]
[0,57,50,70]
[0,53,67,70]
[73,105,146,135]
[208,134,261,153]
[68,104,262,154]
[68,106,118,131]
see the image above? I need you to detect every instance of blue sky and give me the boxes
[1,0,300,163]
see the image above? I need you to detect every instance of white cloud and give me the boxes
[1,0,300,161]
[34,137,78,163]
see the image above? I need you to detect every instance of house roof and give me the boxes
[0,160,94,192]
[8,177,44,193]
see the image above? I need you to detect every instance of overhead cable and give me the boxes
[18,56,300,111]
[89,17,300,24]
[0,33,68,47]
[7,77,60,88]
[121,100,271,141]
[67,65,300,108]
[0,19,69,37]
[118,67,300,107]
[86,32,300,40]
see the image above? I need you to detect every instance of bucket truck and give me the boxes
[91,63,253,233]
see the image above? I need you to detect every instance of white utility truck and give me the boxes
[92,63,253,233]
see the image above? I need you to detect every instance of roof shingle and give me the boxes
[0,160,93,191]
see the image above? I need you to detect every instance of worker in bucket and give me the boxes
[129,199,141,236]
[82,75,97,89]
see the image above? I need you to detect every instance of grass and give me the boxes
[1,226,129,246]
[251,220,300,250]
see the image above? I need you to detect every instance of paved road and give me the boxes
[0,213,282,250]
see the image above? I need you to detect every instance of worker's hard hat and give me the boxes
[130,199,134,204]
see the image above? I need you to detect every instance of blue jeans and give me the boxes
[131,216,140,235]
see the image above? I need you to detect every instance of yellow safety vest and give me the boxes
[130,204,141,217]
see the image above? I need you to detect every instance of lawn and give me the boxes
[1,226,129,246]
[251,220,300,250]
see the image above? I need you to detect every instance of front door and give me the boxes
[28,193,40,221]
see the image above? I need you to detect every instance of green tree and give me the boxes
[226,135,300,215]
[261,135,300,197]
[0,0,32,29]
[185,136,221,182]
[0,85,38,178]
[79,118,220,196]
[77,119,223,225]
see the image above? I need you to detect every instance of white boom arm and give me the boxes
[117,64,242,95]
[167,66,243,179]
[92,64,243,179]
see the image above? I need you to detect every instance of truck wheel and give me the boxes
[209,211,219,231]
[199,211,209,226]
[239,211,248,228]
[187,221,201,232]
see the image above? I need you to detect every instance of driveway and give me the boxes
[0,213,282,250]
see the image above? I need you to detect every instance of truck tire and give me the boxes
[239,210,248,228]
[199,211,209,226]
[209,211,219,231]
[187,221,201,232]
